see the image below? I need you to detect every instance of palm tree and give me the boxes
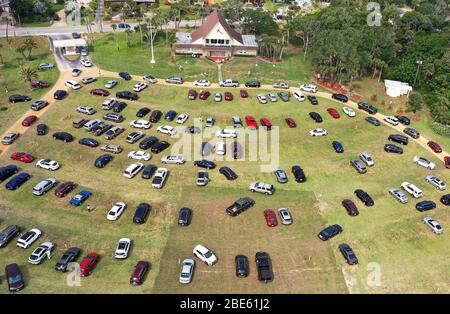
[19,66,38,89]
[111,23,119,50]
[125,29,133,48]
[136,17,144,46]
[23,37,38,61]
[2,17,9,41]
[167,32,177,63]
[16,46,27,60]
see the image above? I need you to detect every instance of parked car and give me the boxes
[194,159,216,169]
[133,203,151,224]
[123,162,144,179]
[357,102,377,114]
[71,68,82,77]
[0,225,21,248]
[22,115,37,127]
[17,228,41,249]
[133,82,148,92]
[69,190,92,206]
[285,118,296,128]
[94,154,113,168]
[235,255,249,278]
[193,79,210,86]
[354,189,374,206]
[5,263,25,292]
[350,159,367,174]
[130,261,150,285]
[342,199,359,216]
[332,141,344,153]
[388,188,408,204]
[79,137,99,147]
[263,209,278,227]
[273,81,289,89]
[331,93,348,102]
[107,202,127,221]
[149,110,162,123]
[277,208,292,225]
[178,207,192,226]
[165,110,177,122]
[28,242,55,265]
[416,201,436,212]
[65,79,81,90]
[112,101,127,113]
[116,91,138,100]
[427,141,442,153]
[292,165,306,183]
[2,132,20,145]
[245,116,258,129]
[100,144,123,154]
[388,134,408,145]
[76,105,96,115]
[226,197,255,216]
[403,127,420,139]
[114,238,131,259]
[307,95,319,105]
[292,91,305,101]
[268,93,277,102]
[384,116,399,126]
[126,131,145,144]
[9,94,31,103]
[339,243,358,265]
[199,90,211,100]
[39,63,54,70]
[224,92,233,101]
[53,90,68,100]
[232,116,243,128]
[309,128,327,137]
[401,182,423,198]
[245,80,260,88]
[90,88,110,97]
[104,126,125,139]
[79,253,100,277]
[139,136,159,150]
[31,80,49,89]
[395,115,410,125]
[255,252,272,283]
[53,131,74,142]
[300,83,317,93]
[82,77,96,84]
[32,178,57,196]
[425,175,446,190]
[136,107,151,118]
[278,91,290,102]
[10,152,34,163]
[188,89,197,100]
[413,156,435,169]
[5,173,31,190]
[179,259,195,284]
[240,89,248,98]
[31,100,49,111]
[151,167,168,188]
[193,244,217,266]
[55,247,81,272]
[165,76,184,84]
[128,150,151,161]
[260,118,273,130]
[274,168,288,184]
[54,181,76,197]
[360,152,374,167]
[441,194,450,206]
[219,79,239,87]
[161,155,185,164]
[327,108,340,119]
[196,170,209,186]
[342,107,356,117]
[151,141,170,154]
[176,113,189,124]
[118,72,132,80]
[423,217,443,235]
[219,166,237,180]
[249,182,274,195]
[384,144,403,154]
[205,116,215,127]
[318,224,343,241]
[214,92,222,102]
[365,116,381,126]
[0,165,18,183]
[37,124,48,135]
[216,129,237,138]
[309,112,323,123]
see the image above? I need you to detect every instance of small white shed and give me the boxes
[384,80,413,98]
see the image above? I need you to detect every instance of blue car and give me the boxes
[5,173,31,190]
[118,23,130,29]
[165,110,177,121]
[94,154,113,168]
[69,190,92,206]
[332,141,344,153]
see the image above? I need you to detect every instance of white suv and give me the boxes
[193,244,217,266]
[299,84,317,93]
[36,159,60,171]
[17,228,42,249]
[161,155,185,164]
[292,91,305,101]
[123,162,144,178]
[384,116,399,126]
[157,125,177,136]
[249,182,274,195]
[401,182,423,198]
[130,119,151,129]
[215,129,237,138]
[65,80,81,90]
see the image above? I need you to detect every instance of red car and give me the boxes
[21,115,38,127]
[90,89,110,97]
[10,152,35,163]
[327,108,340,119]
[264,209,278,227]
[260,118,272,131]
[444,156,449,168]
[199,90,210,100]
[130,260,150,285]
[427,141,442,153]
[245,115,258,129]
[285,118,296,128]
[79,253,100,277]
[224,92,233,101]
[54,181,77,197]
[240,89,249,98]
[188,89,197,100]
[31,80,49,88]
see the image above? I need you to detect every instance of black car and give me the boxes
[194,160,216,169]
[119,72,132,80]
[55,247,81,272]
[318,224,343,241]
[440,194,450,206]
[151,141,170,153]
[354,189,374,206]
[94,154,113,168]
[309,112,323,123]
[416,201,436,212]
[307,95,319,105]
[332,141,344,153]
[255,252,272,283]
[278,91,290,102]
[338,243,358,265]
[36,123,48,136]
[136,107,151,117]
[79,137,100,147]
[331,93,348,103]
[149,110,162,123]
[116,91,138,100]
[403,127,420,139]
[357,102,377,114]
[235,255,249,277]
[388,134,408,145]
[112,101,127,113]
[384,144,403,154]
[226,197,255,216]
[139,136,158,150]
[53,131,74,142]
[54,90,68,100]
[245,81,261,88]
[133,203,151,224]
[0,225,20,248]
[9,94,31,103]
[178,207,192,226]
[292,165,306,183]
[219,167,238,180]
[0,165,19,182]
[365,116,380,126]
[395,115,410,125]
[5,263,25,292]
[142,164,157,179]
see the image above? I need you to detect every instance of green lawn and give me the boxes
[0,78,448,293]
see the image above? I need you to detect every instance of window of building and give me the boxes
[205,39,210,44]
[225,40,230,45]
[211,39,218,44]
[218,39,225,45]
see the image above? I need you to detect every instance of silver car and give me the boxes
[274,169,288,184]
[388,188,408,204]
[126,131,144,144]
[359,152,374,167]
[350,159,367,174]
[268,93,277,102]
[425,175,447,191]
[179,258,195,284]
[196,170,209,186]
[205,116,214,127]
[423,217,443,235]
[2,132,19,145]
[278,208,292,225]
[105,80,118,89]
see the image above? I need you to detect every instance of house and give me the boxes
[174,9,258,59]
[384,80,413,98]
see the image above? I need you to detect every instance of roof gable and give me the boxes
[191,9,243,44]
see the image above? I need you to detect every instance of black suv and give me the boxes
[245,81,261,88]
[235,255,249,277]
[440,194,450,206]
[151,141,170,153]
[354,189,374,206]
[255,252,272,283]
[318,224,343,241]
[133,203,151,224]
[395,115,410,125]
[53,131,74,142]
[331,93,348,103]
[416,201,436,212]
[150,110,162,123]
[9,95,31,103]
[403,127,420,139]
[139,136,158,150]
[219,167,237,180]
[384,144,403,154]
[55,247,81,272]
[388,134,408,145]
[54,90,68,100]
[0,165,19,182]
[0,225,20,248]
[194,160,216,169]
[226,197,255,216]
[178,207,192,226]
[119,72,132,80]
[292,165,306,183]
[357,102,377,114]
[309,112,323,123]
[116,91,138,100]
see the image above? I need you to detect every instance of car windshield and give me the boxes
[118,243,127,250]
[204,251,213,258]
[153,178,162,184]
[8,274,22,284]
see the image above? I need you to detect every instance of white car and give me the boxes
[128,150,151,161]
[425,175,446,190]
[102,97,117,110]
[278,208,292,225]
[82,77,96,84]
[107,202,127,221]
[423,217,443,235]
[343,107,356,117]
[176,113,189,124]
[193,244,217,266]
[384,116,399,126]
[36,159,60,171]
[151,168,168,189]
[64,79,81,90]
[268,93,277,102]
[105,80,118,89]
[401,182,423,198]
[257,94,268,104]
[17,228,42,249]
[133,82,148,92]
[123,162,144,179]
[299,84,317,93]
[76,105,96,115]
[157,125,177,136]
[215,129,237,138]
[193,79,210,86]
[359,152,374,167]
[205,116,214,127]
[143,75,157,83]
[292,91,305,101]
[130,119,151,129]
[80,58,92,67]
[413,156,435,170]
[179,258,195,284]
[161,155,185,164]
[114,238,131,259]
[28,242,55,265]
[309,128,328,137]
[71,68,82,77]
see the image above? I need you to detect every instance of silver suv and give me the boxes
[359,152,374,167]
[249,182,274,195]
[232,116,243,128]
[32,178,57,196]
[350,159,367,174]
[388,188,408,204]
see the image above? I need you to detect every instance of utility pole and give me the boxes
[413,60,423,86]
[147,14,156,64]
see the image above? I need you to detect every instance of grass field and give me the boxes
[0,77,449,294]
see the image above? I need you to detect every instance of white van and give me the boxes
[401,182,423,198]
[32,178,57,196]
[215,129,237,138]
[123,162,144,179]
[64,80,81,90]
[215,141,226,155]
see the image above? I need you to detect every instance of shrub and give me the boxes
[0,106,8,111]
[430,122,450,137]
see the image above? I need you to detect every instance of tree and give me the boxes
[242,9,279,36]
[9,0,34,24]
[111,23,119,51]
[125,29,133,48]
[16,46,27,60]
[22,37,38,61]
[167,32,177,63]
[19,66,38,89]
[407,91,424,113]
